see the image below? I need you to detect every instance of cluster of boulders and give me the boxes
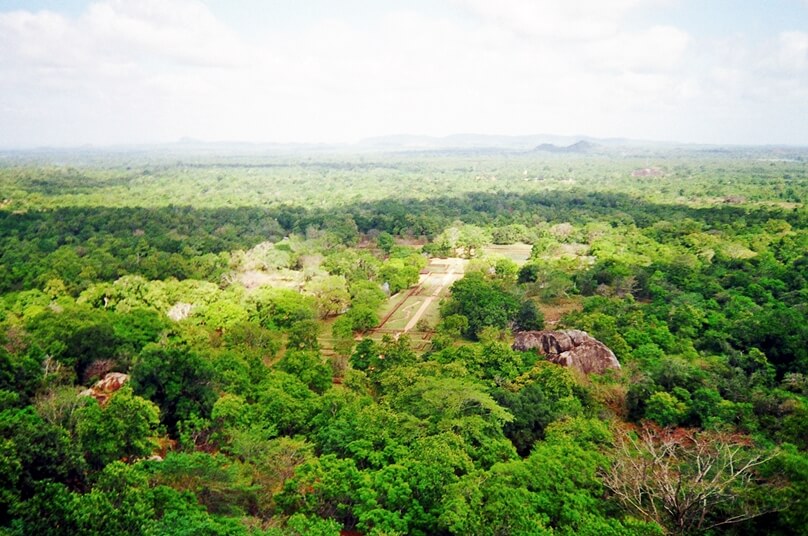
[512,330,620,374]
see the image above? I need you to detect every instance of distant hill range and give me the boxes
[532,140,601,153]
[357,133,630,152]
[3,133,806,160]
[354,134,807,159]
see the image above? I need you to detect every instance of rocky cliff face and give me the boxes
[512,330,620,374]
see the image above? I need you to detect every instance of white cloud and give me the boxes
[584,25,690,72]
[452,0,651,40]
[0,0,805,146]
[777,31,808,72]
[84,0,251,67]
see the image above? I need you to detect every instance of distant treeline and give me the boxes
[1,190,804,294]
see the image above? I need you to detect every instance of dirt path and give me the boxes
[402,258,463,332]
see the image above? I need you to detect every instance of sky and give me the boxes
[0,0,807,148]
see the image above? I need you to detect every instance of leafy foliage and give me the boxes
[130,343,216,434]
[441,272,519,339]
[0,151,807,534]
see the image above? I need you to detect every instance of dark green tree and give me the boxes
[75,386,160,468]
[130,343,216,435]
[441,273,519,339]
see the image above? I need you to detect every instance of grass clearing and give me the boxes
[540,297,584,326]
[483,243,533,265]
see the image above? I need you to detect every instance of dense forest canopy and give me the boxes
[0,147,806,535]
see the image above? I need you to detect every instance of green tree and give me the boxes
[147,452,256,516]
[456,225,490,258]
[253,371,319,436]
[0,407,85,512]
[345,306,380,332]
[387,376,515,467]
[287,319,321,351]
[350,339,379,372]
[441,273,519,339]
[440,418,657,535]
[276,454,365,527]
[305,275,351,319]
[25,305,123,382]
[380,258,420,294]
[72,461,155,535]
[278,350,333,394]
[130,343,216,435]
[276,513,342,536]
[513,300,545,332]
[76,386,160,468]
[644,391,688,427]
[377,232,395,255]
[250,288,316,329]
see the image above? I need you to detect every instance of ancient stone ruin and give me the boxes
[512,330,620,374]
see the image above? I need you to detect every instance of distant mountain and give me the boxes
[4,134,805,159]
[532,140,602,153]
[358,133,603,151]
[355,133,662,153]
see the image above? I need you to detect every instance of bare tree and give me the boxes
[602,424,779,534]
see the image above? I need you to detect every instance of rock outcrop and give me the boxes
[512,330,620,374]
[79,372,129,405]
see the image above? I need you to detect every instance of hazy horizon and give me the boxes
[5,132,808,153]
[2,0,807,149]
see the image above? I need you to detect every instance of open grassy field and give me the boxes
[483,243,533,265]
